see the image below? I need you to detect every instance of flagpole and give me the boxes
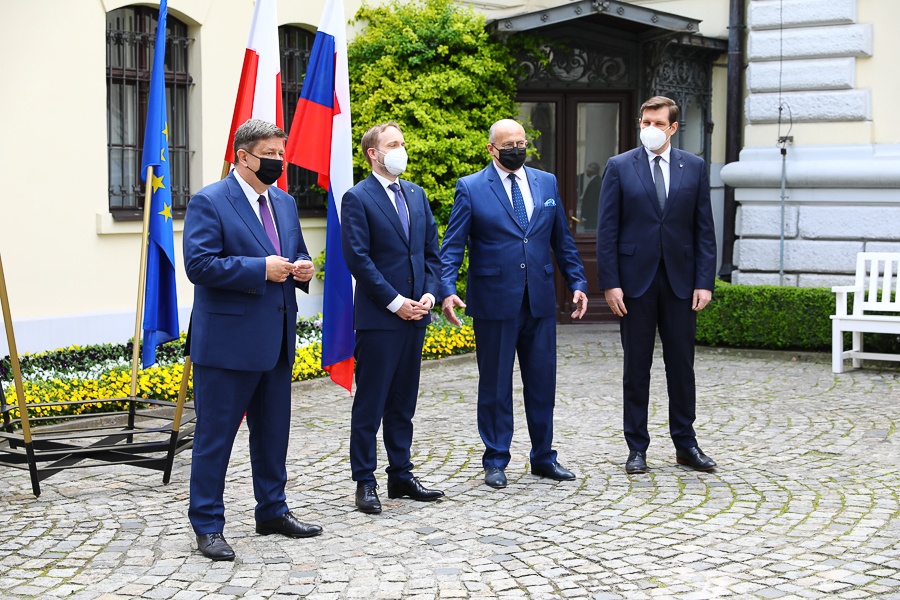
[220,160,231,181]
[129,166,155,399]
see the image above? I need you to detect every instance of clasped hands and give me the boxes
[397,296,433,321]
[266,256,314,283]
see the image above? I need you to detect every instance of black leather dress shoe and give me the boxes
[197,533,235,561]
[531,461,576,481]
[484,467,507,488]
[675,446,717,471]
[625,450,648,474]
[256,511,323,538]
[387,476,444,501]
[355,484,382,514]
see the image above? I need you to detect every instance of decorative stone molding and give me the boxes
[749,0,857,31]
[749,24,873,61]
[748,58,855,93]
[745,89,870,123]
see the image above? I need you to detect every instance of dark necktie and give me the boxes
[508,173,529,230]
[653,156,667,212]
[387,182,410,240]
[257,195,280,252]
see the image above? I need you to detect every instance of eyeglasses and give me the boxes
[491,140,529,150]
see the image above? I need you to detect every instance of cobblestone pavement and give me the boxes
[1,325,899,600]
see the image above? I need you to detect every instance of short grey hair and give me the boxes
[233,119,287,158]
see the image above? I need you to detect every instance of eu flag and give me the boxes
[140,0,179,368]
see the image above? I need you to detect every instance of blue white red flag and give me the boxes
[285,0,354,392]
[140,0,179,368]
[224,0,287,190]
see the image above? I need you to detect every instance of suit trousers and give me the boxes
[473,289,558,470]
[350,324,427,485]
[620,262,698,452]
[188,329,292,534]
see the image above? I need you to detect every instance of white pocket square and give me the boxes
[544,198,556,207]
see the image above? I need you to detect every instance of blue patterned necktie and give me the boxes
[653,156,667,212]
[387,182,409,240]
[508,173,529,230]
[257,195,280,251]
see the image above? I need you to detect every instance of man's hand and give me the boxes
[291,259,315,282]
[441,294,466,327]
[266,256,294,282]
[419,294,434,310]
[397,298,429,321]
[571,290,588,319]
[605,287,627,317]
[692,288,712,311]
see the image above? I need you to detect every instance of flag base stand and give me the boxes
[0,397,195,498]
[0,251,195,498]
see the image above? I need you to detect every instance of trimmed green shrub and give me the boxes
[697,279,900,353]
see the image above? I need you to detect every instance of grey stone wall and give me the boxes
[719,0,896,288]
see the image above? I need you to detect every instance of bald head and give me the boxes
[489,119,525,145]
[487,119,528,173]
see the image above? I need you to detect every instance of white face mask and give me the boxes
[377,147,408,176]
[640,125,672,152]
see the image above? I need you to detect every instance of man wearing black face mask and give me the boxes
[183,119,321,561]
[440,119,589,489]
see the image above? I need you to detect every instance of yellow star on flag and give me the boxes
[160,147,166,162]
[163,123,169,142]
[158,202,172,222]
[151,172,166,194]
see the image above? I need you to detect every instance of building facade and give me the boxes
[1,0,894,352]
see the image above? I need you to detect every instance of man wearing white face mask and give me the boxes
[596,96,717,475]
[341,122,444,514]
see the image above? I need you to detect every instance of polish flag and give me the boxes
[224,0,287,191]
[285,0,354,392]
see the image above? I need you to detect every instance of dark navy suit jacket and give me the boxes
[341,174,440,330]
[183,172,310,370]
[440,164,587,318]
[596,147,716,299]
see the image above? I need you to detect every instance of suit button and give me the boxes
[524,238,528,243]
[520,263,526,269]
[278,306,285,312]
[407,277,412,283]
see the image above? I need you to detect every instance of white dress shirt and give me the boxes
[493,161,534,220]
[370,172,435,314]
[644,142,672,196]
[233,169,280,238]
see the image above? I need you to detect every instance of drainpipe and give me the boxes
[718,0,745,281]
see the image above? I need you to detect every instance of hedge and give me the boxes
[696,279,900,353]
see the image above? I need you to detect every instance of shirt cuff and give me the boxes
[387,294,404,313]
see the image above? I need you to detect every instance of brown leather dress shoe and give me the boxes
[675,446,717,471]
[256,510,323,538]
[387,476,444,501]
[197,533,235,561]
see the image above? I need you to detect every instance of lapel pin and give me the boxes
[679,163,684,168]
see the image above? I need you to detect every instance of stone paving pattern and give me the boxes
[1,325,899,599]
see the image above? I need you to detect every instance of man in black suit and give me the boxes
[340,122,444,514]
[596,96,718,475]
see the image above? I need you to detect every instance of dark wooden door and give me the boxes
[518,92,633,323]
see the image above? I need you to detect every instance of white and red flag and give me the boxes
[224,0,287,190]
[285,0,354,392]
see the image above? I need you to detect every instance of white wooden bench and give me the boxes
[831,252,900,373]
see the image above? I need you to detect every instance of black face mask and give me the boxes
[246,152,284,186]
[496,146,527,171]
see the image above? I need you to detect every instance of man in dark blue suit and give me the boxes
[441,119,588,489]
[596,96,718,475]
[341,122,444,514]
[183,119,322,561]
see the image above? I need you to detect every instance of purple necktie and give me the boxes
[257,195,280,252]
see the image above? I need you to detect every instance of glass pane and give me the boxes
[518,102,556,174]
[576,103,618,233]
[680,100,704,157]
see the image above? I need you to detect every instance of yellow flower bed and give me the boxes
[2,322,476,421]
